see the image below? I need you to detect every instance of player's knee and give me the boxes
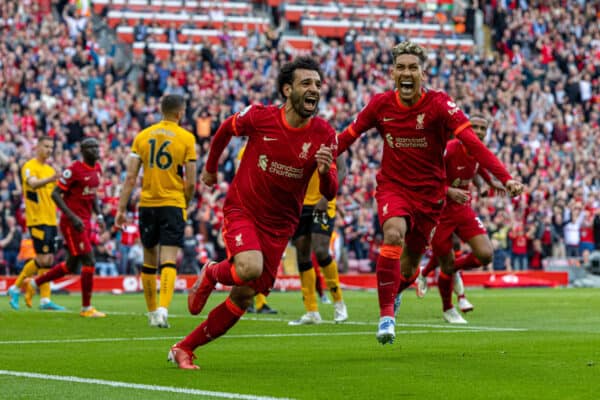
[230,286,255,309]
[235,259,262,281]
[383,230,404,247]
[297,261,313,273]
[36,254,53,268]
[313,247,329,263]
[476,250,493,266]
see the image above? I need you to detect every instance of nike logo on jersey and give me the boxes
[263,136,278,141]
[457,166,466,170]
[379,281,395,287]
[84,176,91,180]
[383,117,394,122]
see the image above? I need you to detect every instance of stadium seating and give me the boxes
[92,0,251,15]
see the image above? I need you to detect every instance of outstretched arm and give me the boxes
[202,116,235,186]
[457,128,523,196]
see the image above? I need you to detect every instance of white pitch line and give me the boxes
[0,370,293,400]
[0,328,526,345]
[99,311,525,332]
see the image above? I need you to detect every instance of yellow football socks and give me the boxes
[255,293,267,310]
[38,268,52,299]
[321,260,343,303]
[15,259,38,287]
[300,269,318,312]
[158,263,176,309]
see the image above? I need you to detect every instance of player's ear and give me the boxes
[283,83,292,98]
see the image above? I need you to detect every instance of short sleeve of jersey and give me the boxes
[232,104,262,138]
[436,92,470,137]
[57,163,78,191]
[184,133,197,162]
[350,94,383,135]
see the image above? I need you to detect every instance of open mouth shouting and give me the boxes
[303,94,319,113]
[399,80,415,97]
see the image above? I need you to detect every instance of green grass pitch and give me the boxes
[1,288,599,399]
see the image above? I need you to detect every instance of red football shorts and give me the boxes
[60,219,92,257]
[376,183,445,255]
[431,203,487,256]
[222,208,289,295]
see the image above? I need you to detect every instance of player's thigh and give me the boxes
[157,206,185,247]
[159,245,179,265]
[138,207,160,249]
[29,225,57,266]
[455,208,487,245]
[60,221,92,257]
[376,190,412,243]
[405,202,444,256]
[430,214,455,257]
[310,213,334,259]
[245,234,289,296]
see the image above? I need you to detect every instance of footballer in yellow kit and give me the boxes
[116,94,198,328]
[289,155,348,325]
[8,136,64,311]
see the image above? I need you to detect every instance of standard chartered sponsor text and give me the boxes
[390,137,428,148]
[269,161,304,179]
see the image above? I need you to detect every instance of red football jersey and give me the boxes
[346,89,470,197]
[57,160,101,223]
[227,105,337,237]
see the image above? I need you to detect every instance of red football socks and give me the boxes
[376,245,402,318]
[80,266,95,307]
[454,253,482,271]
[438,272,454,311]
[35,262,69,286]
[179,298,245,350]
[208,260,245,286]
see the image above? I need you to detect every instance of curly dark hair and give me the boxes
[391,41,428,65]
[277,56,323,99]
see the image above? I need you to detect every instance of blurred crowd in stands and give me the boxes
[1,0,599,276]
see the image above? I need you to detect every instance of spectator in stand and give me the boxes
[117,212,140,275]
[563,204,587,266]
[0,215,21,274]
[508,222,530,271]
[134,18,149,42]
[95,230,118,277]
[181,223,201,274]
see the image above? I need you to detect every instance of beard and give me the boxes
[289,91,319,118]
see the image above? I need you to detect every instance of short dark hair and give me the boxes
[160,94,185,117]
[277,56,323,99]
[81,137,99,147]
[38,135,53,144]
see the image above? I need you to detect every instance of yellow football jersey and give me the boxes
[21,158,57,226]
[132,120,197,209]
[304,170,336,217]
